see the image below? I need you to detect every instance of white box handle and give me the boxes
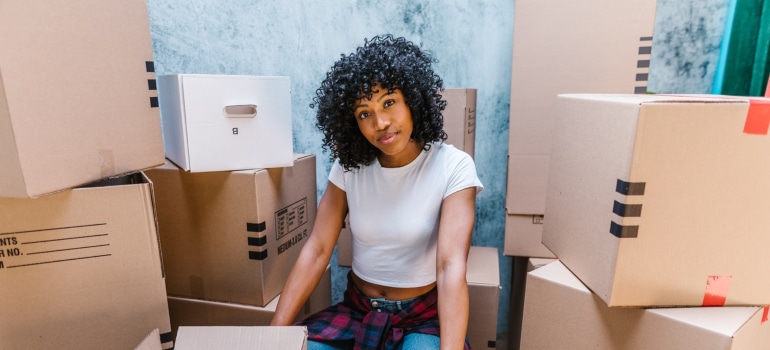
[223,104,257,118]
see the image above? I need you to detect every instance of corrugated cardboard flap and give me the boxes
[559,93,753,106]
[175,326,307,350]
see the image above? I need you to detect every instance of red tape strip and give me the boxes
[702,275,732,306]
[744,99,770,135]
[762,306,769,324]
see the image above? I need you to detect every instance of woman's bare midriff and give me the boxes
[351,271,436,300]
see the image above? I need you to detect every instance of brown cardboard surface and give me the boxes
[135,329,162,350]
[157,74,294,172]
[167,265,331,341]
[0,173,172,349]
[543,94,770,307]
[521,261,770,350]
[506,0,658,215]
[526,258,558,272]
[0,0,164,198]
[467,246,501,349]
[175,326,307,350]
[504,214,556,258]
[443,88,477,158]
[146,154,316,307]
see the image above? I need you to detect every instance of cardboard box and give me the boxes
[135,329,162,350]
[521,261,770,350]
[145,154,316,306]
[504,214,556,258]
[167,265,331,341]
[175,326,307,350]
[505,0,658,216]
[467,246,501,350]
[157,74,293,172]
[526,258,558,272]
[0,173,172,350]
[543,94,770,307]
[443,88,477,158]
[0,0,164,198]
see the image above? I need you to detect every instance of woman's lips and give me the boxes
[379,132,397,144]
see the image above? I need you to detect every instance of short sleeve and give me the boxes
[328,159,346,192]
[444,151,483,199]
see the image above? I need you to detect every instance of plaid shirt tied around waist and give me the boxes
[295,272,471,350]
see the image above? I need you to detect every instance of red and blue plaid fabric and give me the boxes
[295,272,472,350]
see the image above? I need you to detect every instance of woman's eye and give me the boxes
[358,112,370,119]
[383,100,395,108]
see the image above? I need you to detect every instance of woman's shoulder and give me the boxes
[428,142,473,163]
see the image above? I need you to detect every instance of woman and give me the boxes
[271,34,483,350]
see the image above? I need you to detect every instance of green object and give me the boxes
[750,0,770,95]
[716,0,770,96]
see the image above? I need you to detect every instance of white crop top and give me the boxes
[329,142,483,288]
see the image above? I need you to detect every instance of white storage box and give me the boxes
[157,74,293,172]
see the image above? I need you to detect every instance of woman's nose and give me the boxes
[374,113,391,130]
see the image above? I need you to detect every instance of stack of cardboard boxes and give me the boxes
[3,2,497,347]
[0,1,173,349]
[147,85,493,346]
[504,0,659,348]
[504,0,658,259]
[507,0,770,347]
[145,71,328,346]
[523,93,770,348]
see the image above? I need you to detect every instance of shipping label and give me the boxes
[0,223,111,270]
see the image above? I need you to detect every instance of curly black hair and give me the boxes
[312,34,447,170]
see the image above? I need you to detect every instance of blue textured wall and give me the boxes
[648,0,730,94]
[147,0,730,339]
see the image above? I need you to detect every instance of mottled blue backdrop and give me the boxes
[147,0,730,340]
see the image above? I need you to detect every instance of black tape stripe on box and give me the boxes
[249,250,268,260]
[145,61,155,73]
[635,37,652,94]
[615,179,646,196]
[248,236,267,246]
[160,332,174,344]
[613,200,643,217]
[247,222,267,232]
[610,221,639,238]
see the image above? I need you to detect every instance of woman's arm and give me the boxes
[270,181,348,326]
[436,187,477,350]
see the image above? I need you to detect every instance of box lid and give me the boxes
[467,246,500,286]
[174,326,307,350]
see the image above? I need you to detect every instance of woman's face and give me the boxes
[352,85,422,167]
